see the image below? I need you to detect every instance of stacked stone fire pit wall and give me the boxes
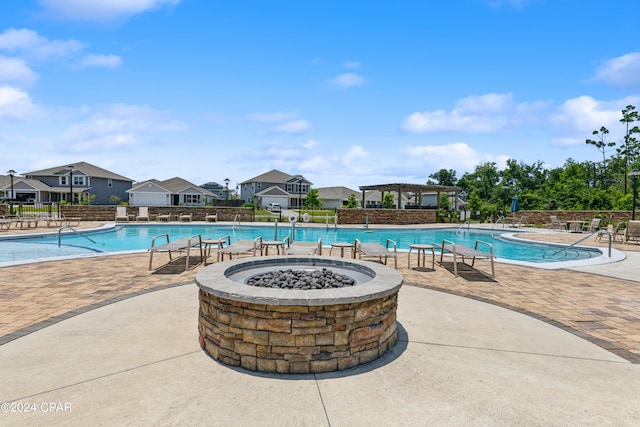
[196,256,403,374]
[198,290,398,374]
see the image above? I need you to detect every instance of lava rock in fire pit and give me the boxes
[246,267,355,289]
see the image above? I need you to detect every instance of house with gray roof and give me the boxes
[240,169,312,209]
[127,177,217,207]
[316,186,359,209]
[13,161,134,204]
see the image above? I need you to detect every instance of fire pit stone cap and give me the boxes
[195,255,403,306]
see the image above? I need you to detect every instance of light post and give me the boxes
[295,175,303,210]
[224,178,230,206]
[6,169,16,215]
[630,171,640,220]
[67,165,75,205]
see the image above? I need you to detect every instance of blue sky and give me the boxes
[1,0,640,191]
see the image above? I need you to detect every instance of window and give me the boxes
[257,182,261,190]
[184,194,201,205]
[60,176,68,186]
[108,178,113,188]
[73,175,86,186]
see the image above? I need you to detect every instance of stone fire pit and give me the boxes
[195,256,403,374]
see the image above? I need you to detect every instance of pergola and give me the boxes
[358,183,462,210]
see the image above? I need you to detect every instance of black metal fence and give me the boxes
[5,202,61,218]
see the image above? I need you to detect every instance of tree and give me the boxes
[304,188,322,208]
[428,169,457,186]
[346,193,358,208]
[382,193,395,209]
[585,126,615,188]
[619,105,640,194]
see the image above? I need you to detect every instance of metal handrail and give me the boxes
[552,230,612,258]
[456,221,470,235]
[232,213,241,229]
[58,225,97,247]
[492,216,506,230]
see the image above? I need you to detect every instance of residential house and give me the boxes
[200,182,227,199]
[127,177,217,207]
[316,186,359,209]
[240,169,312,209]
[16,161,134,204]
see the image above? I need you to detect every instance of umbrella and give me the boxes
[510,195,520,213]
[510,195,519,224]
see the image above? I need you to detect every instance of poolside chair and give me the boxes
[283,237,322,255]
[354,238,398,269]
[115,206,129,222]
[217,236,263,261]
[582,218,601,233]
[148,233,204,271]
[136,206,150,222]
[0,216,12,231]
[179,212,193,222]
[549,215,566,231]
[205,212,218,222]
[156,212,172,222]
[624,220,640,244]
[595,222,625,243]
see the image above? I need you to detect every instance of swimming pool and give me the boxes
[0,223,618,268]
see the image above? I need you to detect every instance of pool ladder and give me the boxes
[456,221,470,235]
[58,226,97,247]
[552,230,612,258]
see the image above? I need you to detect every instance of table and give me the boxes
[261,240,285,255]
[201,236,230,264]
[408,244,435,270]
[565,220,588,233]
[330,242,355,258]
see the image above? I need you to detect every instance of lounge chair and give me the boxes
[283,237,322,255]
[624,220,640,244]
[435,239,496,279]
[0,216,12,231]
[205,213,218,222]
[217,236,263,261]
[156,213,172,222]
[354,238,398,269]
[179,212,193,222]
[136,206,150,222]
[582,218,601,233]
[148,233,204,271]
[595,222,625,243]
[549,215,566,231]
[115,206,129,222]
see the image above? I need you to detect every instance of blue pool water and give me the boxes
[0,223,603,265]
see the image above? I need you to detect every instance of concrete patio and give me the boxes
[1,223,639,425]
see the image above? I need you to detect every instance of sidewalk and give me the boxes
[1,284,638,426]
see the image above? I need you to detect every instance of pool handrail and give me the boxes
[58,226,97,247]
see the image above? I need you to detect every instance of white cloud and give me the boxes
[0,28,84,61]
[77,54,122,68]
[303,139,319,149]
[400,92,547,133]
[0,85,37,119]
[404,142,509,174]
[272,120,310,134]
[590,52,640,90]
[329,72,365,89]
[0,56,39,88]
[40,0,181,22]
[343,61,361,69]
[247,111,299,123]
[549,95,635,133]
[62,104,187,152]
